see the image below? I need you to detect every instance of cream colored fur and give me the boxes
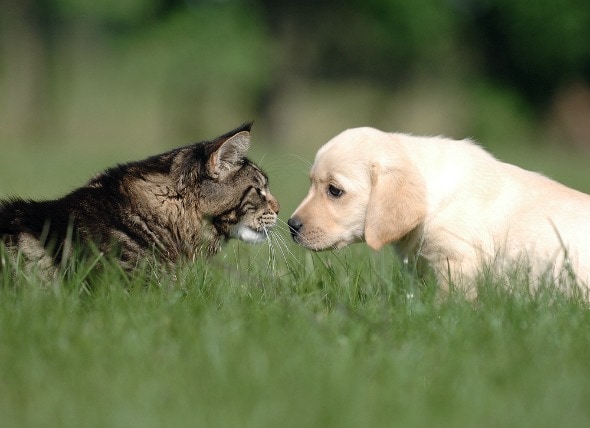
[290,127,590,296]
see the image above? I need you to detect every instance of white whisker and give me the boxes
[267,227,293,271]
[269,229,305,271]
[287,153,313,169]
[245,231,271,273]
[263,226,279,273]
[273,230,302,261]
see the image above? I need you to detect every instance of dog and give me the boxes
[1,123,280,276]
[288,127,590,296]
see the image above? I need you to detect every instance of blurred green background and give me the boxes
[1,0,590,214]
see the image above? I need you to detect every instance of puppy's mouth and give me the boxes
[292,235,318,250]
[292,233,347,251]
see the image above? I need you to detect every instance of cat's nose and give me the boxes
[287,216,303,238]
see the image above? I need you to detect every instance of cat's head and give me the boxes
[172,123,280,244]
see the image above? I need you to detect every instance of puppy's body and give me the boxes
[1,123,280,274]
[289,127,590,294]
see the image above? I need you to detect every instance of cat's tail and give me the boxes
[0,197,30,246]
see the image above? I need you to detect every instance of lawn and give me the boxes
[1,236,589,428]
[1,138,590,428]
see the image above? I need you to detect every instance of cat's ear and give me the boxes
[172,124,252,192]
[206,130,250,179]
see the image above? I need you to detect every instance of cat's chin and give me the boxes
[231,224,268,244]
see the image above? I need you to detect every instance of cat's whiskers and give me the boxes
[245,216,352,279]
[243,223,284,275]
[267,227,305,271]
[262,226,280,272]
[270,225,304,265]
[244,230,273,273]
[287,153,313,170]
[266,225,295,270]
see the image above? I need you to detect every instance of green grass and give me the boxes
[1,239,589,428]
[1,130,590,427]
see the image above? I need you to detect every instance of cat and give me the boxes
[0,122,280,275]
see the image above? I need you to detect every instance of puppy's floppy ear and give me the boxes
[207,130,250,179]
[364,163,426,250]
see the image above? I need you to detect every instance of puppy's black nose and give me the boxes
[287,216,303,238]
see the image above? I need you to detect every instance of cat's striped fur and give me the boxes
[0,123,279,274]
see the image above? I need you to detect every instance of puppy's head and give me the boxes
[288,127,426,251]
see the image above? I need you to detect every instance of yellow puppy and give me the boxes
[288,127,590,296]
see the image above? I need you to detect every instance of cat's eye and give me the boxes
[255,187,266,198]
[328,184,344,198]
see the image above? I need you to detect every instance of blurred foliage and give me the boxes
[1,0,590,156]
[472,0,590,103]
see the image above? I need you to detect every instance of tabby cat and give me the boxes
[0,123,279,274]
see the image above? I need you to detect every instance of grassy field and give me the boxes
[1,140,590,428]
[1,230,590,428]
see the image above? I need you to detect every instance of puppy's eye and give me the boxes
[328,184,344,197]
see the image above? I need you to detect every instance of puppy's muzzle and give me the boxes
[287,216,303,240]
